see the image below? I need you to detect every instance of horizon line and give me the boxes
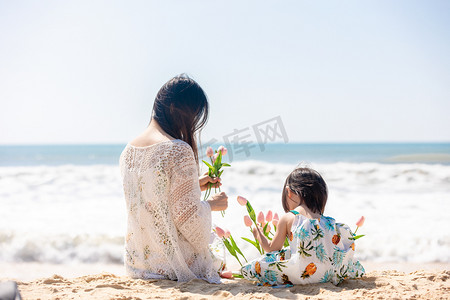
[1,141,450,146]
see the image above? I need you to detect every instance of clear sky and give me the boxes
[1,0,449,144]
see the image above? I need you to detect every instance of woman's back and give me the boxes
[120,139,220,283]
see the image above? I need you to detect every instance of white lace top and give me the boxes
[119,139,220,283]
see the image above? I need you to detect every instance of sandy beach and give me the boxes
[3,262,448,299]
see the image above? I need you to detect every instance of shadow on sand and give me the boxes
[151,275,378,299]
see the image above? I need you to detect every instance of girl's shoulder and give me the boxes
[293,215,354,237]
[320,215,336,223]
[278,212,297,232]
[280,211,297,222]
[292,214,336,230]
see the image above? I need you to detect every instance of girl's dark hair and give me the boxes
[151,74,209,164]
[281,167,328,214]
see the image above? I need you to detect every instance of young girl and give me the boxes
[241,167,365,286]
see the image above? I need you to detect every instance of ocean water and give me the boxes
[2,143,450,166]
[0,143,449,270]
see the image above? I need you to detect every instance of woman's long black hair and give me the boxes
[151,74,209,164]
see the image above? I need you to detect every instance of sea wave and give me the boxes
[0,162,449,265]
[0,231,123,264]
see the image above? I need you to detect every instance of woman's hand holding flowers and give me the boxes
[199,172,221,191]
[202,146,231,216]
[207,191,228,212]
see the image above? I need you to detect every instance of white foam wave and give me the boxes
[0,232,123,264]
[0,161,449,265]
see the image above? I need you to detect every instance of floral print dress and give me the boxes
[241,211,365,286]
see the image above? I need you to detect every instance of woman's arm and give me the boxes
[252,213,294,252]
[168,142,227,252]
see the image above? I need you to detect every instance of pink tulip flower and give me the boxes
[266,210,273,222]
[265,224,272,233]
[272,219,279,227]
[206,147,214,158]
[237,196,248,206]
[272,213,279,226]
[212,153,219,163]
[244,215,252,227]
[224,229,231,239]
[215,226,225,238]
[356,216,365,227]
[218,145,228,156]
[257,211,265,225]
[220,270,233,279]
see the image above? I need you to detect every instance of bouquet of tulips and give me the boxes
[210,196,266,270]
[203,146,231,216]
[237,196,290,254]
[214,226,247,268]
[211,196,285,274]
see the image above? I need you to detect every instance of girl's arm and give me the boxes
[252,213,294,252]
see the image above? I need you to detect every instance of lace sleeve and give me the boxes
[168,142,212,252]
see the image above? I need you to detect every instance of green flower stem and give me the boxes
[235,255,242,266]
[250,228,264,255]
[223,238,242,266]
[229,235,247,262]
[218,185,225,217]
[242,200,265,254]
[203,182,213,201]
[241,236,263,255]
[245,201,257,224]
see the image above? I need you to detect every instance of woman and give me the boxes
[119,74,228,283]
